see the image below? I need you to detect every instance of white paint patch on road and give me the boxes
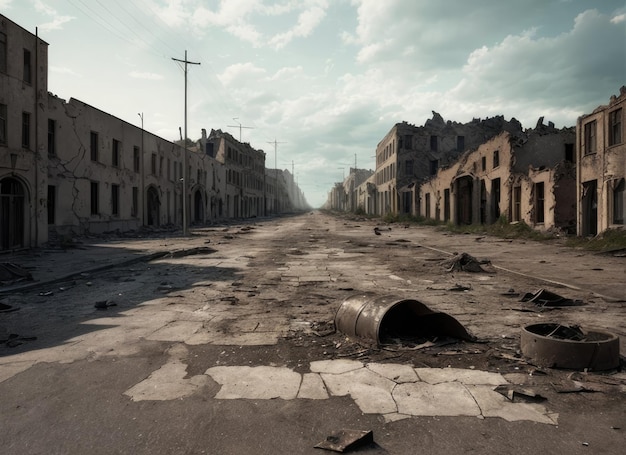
[124,360,210,401]
[206,365,302,399]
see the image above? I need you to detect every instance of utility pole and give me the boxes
[172,50,200,236]
[227,118,254,142]
[267,139,286,214]
[138,112,145,227]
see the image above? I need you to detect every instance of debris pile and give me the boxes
[441,252,493,273]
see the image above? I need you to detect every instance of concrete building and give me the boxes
[419,119,576,231]
[373,113,523,217]
[204,129,266,219]
[576,87,625,236]
[0,16,49,249]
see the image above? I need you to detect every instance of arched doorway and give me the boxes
[456,176,473,225]
[0,177,26,250]
[147,187,160,226]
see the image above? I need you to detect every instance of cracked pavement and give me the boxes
[1,211,624,454]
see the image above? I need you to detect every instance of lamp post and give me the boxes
[138,113,145,227]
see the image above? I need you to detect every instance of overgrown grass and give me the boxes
[565,228,626,251]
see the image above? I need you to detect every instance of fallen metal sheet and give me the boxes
[440,252,493,273]
[315,430,374,453]
[335,294,475,347]
[520,288,584,307]
[520,323,620,371]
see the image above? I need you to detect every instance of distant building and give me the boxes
[576,87,625,236]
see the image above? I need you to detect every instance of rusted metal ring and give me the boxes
[520,323,620,371]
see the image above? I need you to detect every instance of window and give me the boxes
[0,104,6,145]
[133,146,140,172]
[404,135,413,150]
[0,32,6,73]
[457,136,465,151]
[131,186,138,217]
[493,150,500,168]
[492,178,501,220]
[565,143,574,163]
[167,159,171,180]
[609,108,622,146]
[22,112,30,148]
[48,119,56,155]
[159,157,164,176]
[614,179,625,225]
[425,193,431,218]
[47,185,55,225]
[405,160,413,176]
[481,156,486,172]
[429,159,438,176]
[112,139,120,167]
[151,154,157,175]
[430,135,438,152]
[444,189,450,222]
[23,49,32,83]
[584,120,597,154]
[111,184,120,216]
[90,181,99,215]
[90,132,99,161]
[535,182,545,223]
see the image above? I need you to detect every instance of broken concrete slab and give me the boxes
[415,367,508,386]
[206,365,301,400]
[394,381,480,416]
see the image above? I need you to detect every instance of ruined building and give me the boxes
[419,119,576,231]
[372,112,523,216]
[576,87,625,236]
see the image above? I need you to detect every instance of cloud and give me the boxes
[217,62,266,86]
[129,71,164,80]
[50,66,81,77]
[268,2,328,48]
[34,0,74,31]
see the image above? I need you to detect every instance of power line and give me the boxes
[227,118,255,142]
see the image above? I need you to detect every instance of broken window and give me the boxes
[614,178,625,225]
[0,104,6,145]
[609,108,622,146]
[584,120,597,154]
[111,184,120,216]
[21,112,30,149]
[481,156,486,172]
[90,181,99,215]
[513,186,521,222]
[492,178,501,220]
[47,185,55,225]
[48,119,56,156]
[457,135,465,151]
[430,135,438,152]
[131,186,138,217]
[565,143,574,163]
[404,135,413,150]
[429,159,438,176]
[23,49,31,84]
[535,182,545,223]
[493,150,500,168]
[90,131,99,161]
[112,139,121,167]
[0,32,6,73]
[405,160,413,176]
[133,146,140,173]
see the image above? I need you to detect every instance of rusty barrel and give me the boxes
[521,323,620,370]
[334,293,474,346]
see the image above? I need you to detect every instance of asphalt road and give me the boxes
[1,211,624,454]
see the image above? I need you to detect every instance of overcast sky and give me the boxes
[4,0,625,207]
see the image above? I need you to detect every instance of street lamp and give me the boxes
[138,113,145,227]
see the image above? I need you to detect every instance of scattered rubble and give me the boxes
[520,288,585,307]
[315,429,374,453]
[440,252,494,273]
[0,263,33,286]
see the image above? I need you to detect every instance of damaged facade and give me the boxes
[576,87,625,236]
[0,14,308,250]
[371,113,523,217]
[419,120,576,231]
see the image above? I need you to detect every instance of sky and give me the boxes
[3,0,625,208]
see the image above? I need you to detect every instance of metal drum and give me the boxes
[334,293,474,346]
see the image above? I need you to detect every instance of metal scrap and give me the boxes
[315,430,374,453]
